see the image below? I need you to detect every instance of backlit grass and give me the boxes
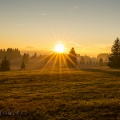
[0,68,120,120]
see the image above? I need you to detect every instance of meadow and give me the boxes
[0,68,120,120]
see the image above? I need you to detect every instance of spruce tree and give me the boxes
[21,62,25,69]
[66,47,77,67]
[0,56,10,71]
[99,58,103,66]
[107,38,120,68]
[22,53,28,64]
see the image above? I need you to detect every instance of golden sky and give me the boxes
[0,0,120,56]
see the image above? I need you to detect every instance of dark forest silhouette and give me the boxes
[0,48,21,60]
[0,38,120,71]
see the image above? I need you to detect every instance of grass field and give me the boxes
[0,68,120,120]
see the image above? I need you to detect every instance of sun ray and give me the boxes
[64,54,79,69]
[29,52,54,68]
[45,39,57,46]
[48,23,60,43]
[58,54,62,73]
[61,54,71,74]
[51,53,58,71]
[40,53,56,72]
[46,35,55,45]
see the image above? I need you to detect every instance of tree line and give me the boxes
[67,37,120,68]
[0,37,120,71]
[0,48,21,60]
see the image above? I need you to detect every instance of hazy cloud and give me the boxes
[69,42,111,52]
[69,41,78,44]
[13,23,23,26]
[74,44,81,47]
[69,6,79,9]
[39,13,46,15]
[69,41,81,46]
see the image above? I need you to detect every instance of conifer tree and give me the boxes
[21,62,25,69]
[99,58,103,66]
[66,47,77,67]
[22,53,29,64]
[0,56,10,71]
[107,38,120,68]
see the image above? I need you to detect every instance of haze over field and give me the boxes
[1,0,120,56]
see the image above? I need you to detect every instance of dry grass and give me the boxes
[0,68,120,120]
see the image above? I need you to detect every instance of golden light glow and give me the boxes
[54,43,65,53]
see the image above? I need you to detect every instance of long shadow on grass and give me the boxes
[80,68,120,77]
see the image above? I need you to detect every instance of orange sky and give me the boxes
[0,0,120,57]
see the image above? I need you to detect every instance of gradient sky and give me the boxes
[0,0,120,56]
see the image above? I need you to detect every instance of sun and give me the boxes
[54,43,65,53]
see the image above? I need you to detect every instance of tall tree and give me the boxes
[99,58,103,66]
[0,56,10,71]
[66,47,77,67]
[22,53,29,64]
[21,62,25,69]
[107,38,120,68]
